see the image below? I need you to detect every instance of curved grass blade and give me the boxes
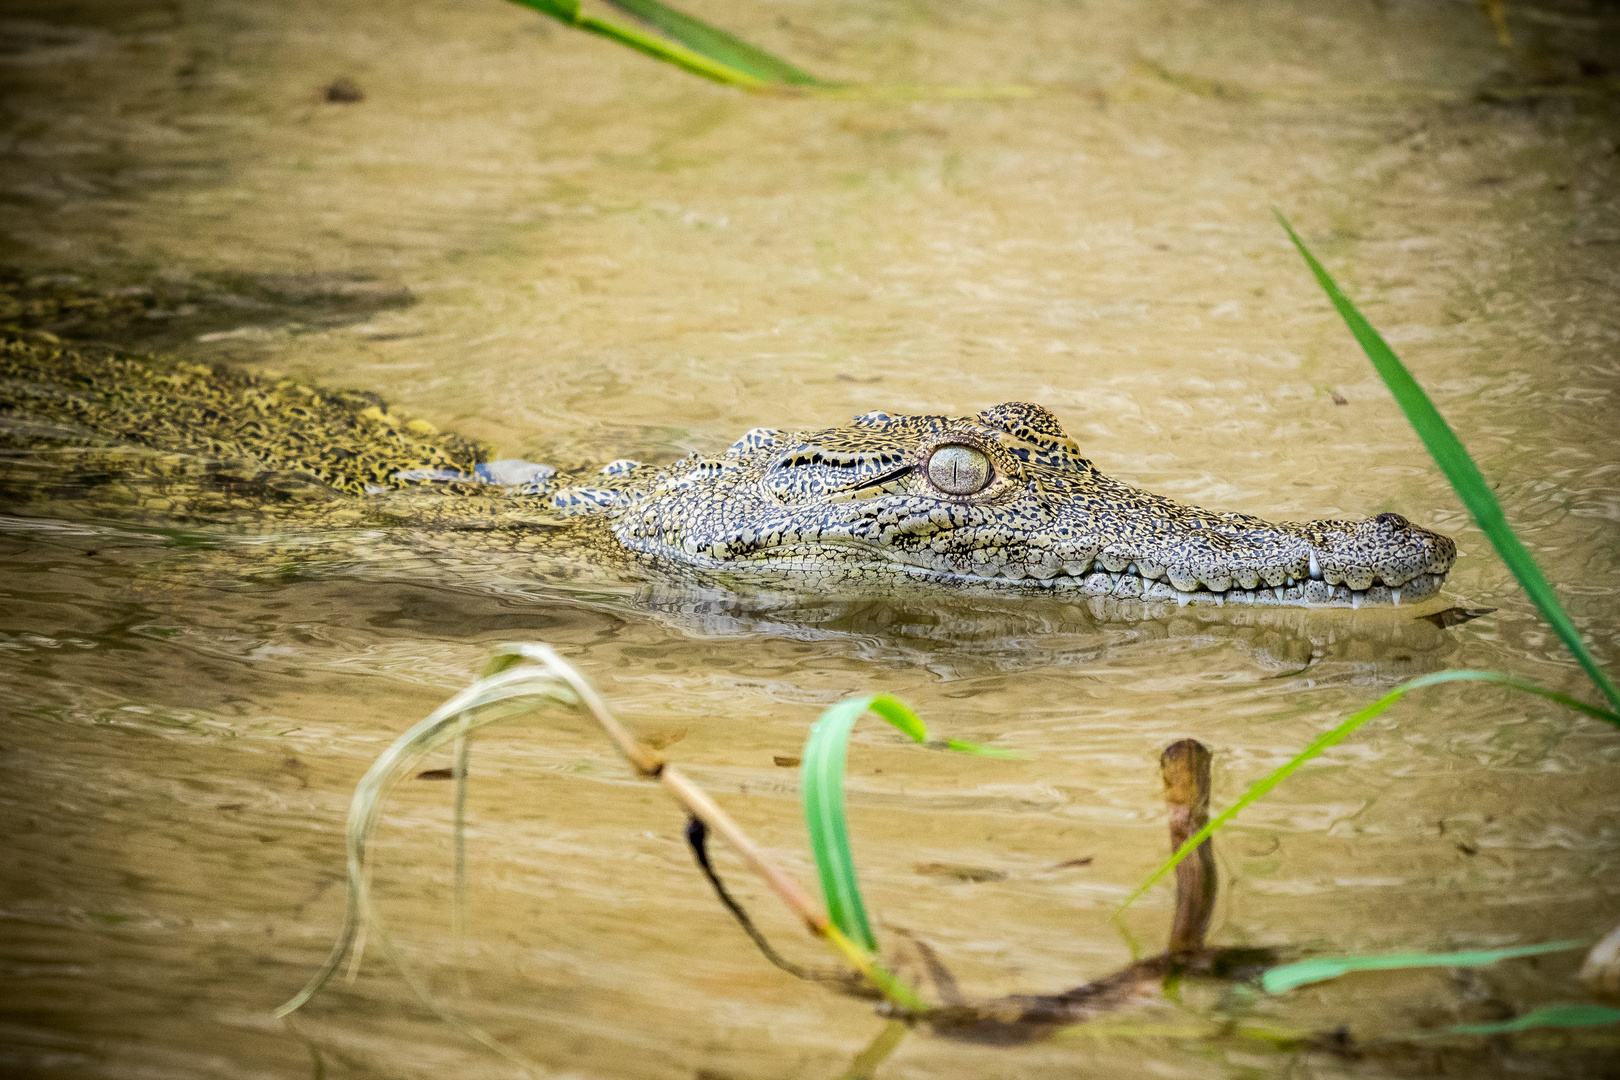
[601,0,823,85]
[800,695,1013,957]
[1116,670,1620,918]
[275,658,584,1069]
[1275,210,1619,714]
[1438,1003,1620,1036]
[801,695,926,954]
[798,695,1014,1011]
[939,737,1025,758]
[1262,940,1589,995]
[509,0,768,89]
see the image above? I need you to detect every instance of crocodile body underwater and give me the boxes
[0,332,1455,608]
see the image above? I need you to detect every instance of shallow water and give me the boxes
[2,1,1619,1077]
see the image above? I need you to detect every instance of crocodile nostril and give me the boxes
[1375,512,1408,528]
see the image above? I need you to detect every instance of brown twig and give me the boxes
[1162,739,1216,959]
[923,737,1266,1042]
[513,644,892,993]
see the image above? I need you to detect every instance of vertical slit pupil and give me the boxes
[930,445,988,494]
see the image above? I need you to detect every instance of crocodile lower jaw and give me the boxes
[702,544,1446,607]
[970,568,1447,607]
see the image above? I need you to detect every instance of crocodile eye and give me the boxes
[926,444,992,495]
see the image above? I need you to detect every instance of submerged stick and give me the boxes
[925,738,1250,1042]
[1162,740,1215,959]
[1118,671,1620,923]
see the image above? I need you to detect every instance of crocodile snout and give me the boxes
[1303,512,1456,603]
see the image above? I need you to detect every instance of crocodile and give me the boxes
[0,331,1454,608]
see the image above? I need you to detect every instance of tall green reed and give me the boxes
[1119,671,1619,916]
[600,0,823,85]
[509,0,775,89]
[1118,215,1620,923]
[1275,211,1618,713]
[506,0,1034,98]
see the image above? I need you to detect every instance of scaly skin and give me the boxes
[1,334,1454,607]
[562,402,1455,608]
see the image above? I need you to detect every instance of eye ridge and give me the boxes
[927,443,992,495]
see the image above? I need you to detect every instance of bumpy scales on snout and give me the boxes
[561,403,1455,608]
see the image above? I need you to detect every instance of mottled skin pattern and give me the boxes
[554,402,1455,608]
[0,334,483,497]
[1,334,1454,607]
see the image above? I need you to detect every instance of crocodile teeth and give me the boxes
[1308,551,1322,580]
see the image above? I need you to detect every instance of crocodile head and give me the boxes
[610,402,1455,607]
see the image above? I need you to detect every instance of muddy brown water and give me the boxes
[2,1,1619,1077]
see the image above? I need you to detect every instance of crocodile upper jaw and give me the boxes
[608,402,1456,608]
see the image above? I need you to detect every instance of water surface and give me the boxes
[2,1,1618,1077]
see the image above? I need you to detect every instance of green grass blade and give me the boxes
[941,737,1025,758]
[1115,670,1619,918]
[507,0,768,89]
[801,695,925,953]
[514,0,582,18]
[799,695,1010,957]
[1262,940,1589,994]
[504,0,1036,99]
[601,0,823,85]
[1275,211,1619,714]
[1439,1003,1620,1036]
